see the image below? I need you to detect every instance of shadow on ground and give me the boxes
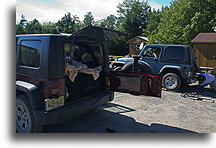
[42,103,195,133]
[176,84,215,99]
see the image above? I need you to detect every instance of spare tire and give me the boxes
[121,61,152,74]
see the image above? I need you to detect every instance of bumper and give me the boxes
[32,91,114,124]
[183,74,196,84]
[181,71,196,84]
[182,76,196,84]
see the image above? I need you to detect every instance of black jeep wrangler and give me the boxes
[16,25,162,133]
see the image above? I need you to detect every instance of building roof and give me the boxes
[191,33,216,43]
[126,36,149,43]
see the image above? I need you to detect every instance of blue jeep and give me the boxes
[110,44,199,90]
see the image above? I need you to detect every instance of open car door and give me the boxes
[67,26,162,97]
[68,25,127,42]
[110,71,162,97]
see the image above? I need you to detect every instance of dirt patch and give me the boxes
[43,85,216,133]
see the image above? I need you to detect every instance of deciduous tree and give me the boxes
[148,0,215,44]
[25,19,43,34]
[56,12,77,33]
[83,12,94,27]
[117,0,151,39]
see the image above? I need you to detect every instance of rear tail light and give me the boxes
[48,82,59,96]
[48,79,64,97]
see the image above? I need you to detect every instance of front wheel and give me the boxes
[162,73,181,90]
[16,95,44,133]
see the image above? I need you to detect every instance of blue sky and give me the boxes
[22,0,172,5]
[154,0,172,6]
[28,0,172,6]
[16,0,173,23]
[29,0,172,5]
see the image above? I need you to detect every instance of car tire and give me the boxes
[16,94,44,133]
[162,73,181,90]
[121,61,152,74]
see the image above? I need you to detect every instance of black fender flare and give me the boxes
[160,66,183,78]
[16,81,43,110]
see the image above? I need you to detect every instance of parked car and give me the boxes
[110,44,199,90]
[16,25,162,133]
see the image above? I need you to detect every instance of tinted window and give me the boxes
[143,47,161,58]
[19,40,41,68]
[162,47,186,61]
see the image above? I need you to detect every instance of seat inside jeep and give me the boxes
[64,43,106,103]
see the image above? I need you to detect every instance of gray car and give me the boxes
[111,44,199,90]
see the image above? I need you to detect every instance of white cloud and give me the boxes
[148,1,162,10]
[16,0,123,23]
[16,0,69,23]
[16,0,163,23]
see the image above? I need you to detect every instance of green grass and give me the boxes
[111,56,124,59]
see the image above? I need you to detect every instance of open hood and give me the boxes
[68,25,127,42]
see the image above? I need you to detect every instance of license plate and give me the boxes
[45,96,64,111]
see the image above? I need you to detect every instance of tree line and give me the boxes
[16,0,216,55]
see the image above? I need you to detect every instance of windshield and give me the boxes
[142,47,162,58]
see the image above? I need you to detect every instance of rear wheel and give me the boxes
[16,95,43,133]
[162,73,181,90]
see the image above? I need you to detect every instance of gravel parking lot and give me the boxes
[42,85,215,133]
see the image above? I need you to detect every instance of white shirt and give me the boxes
[199,73,215,86]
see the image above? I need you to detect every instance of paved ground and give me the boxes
[42,85,216,133]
